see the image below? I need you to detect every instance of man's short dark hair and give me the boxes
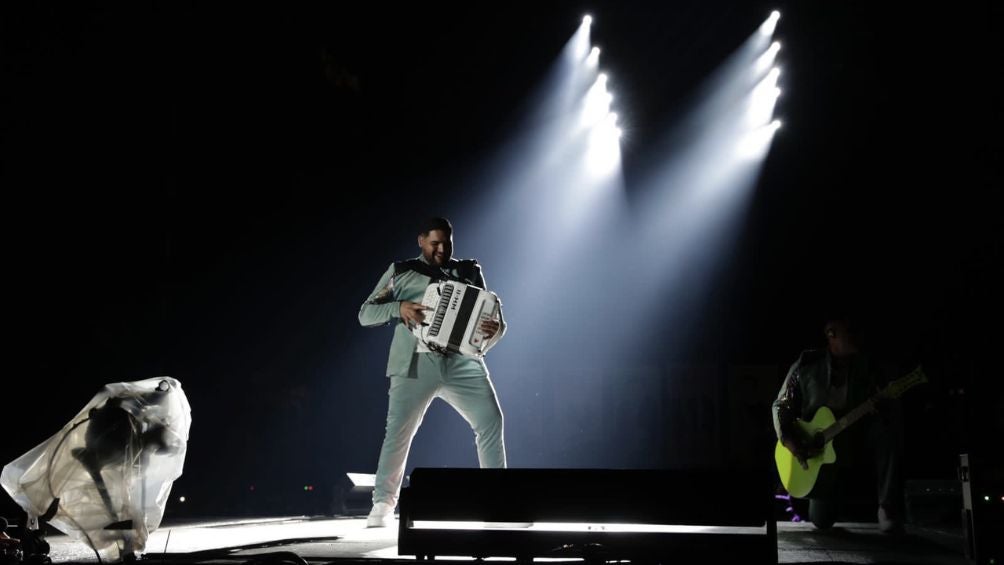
[419,217,453,237]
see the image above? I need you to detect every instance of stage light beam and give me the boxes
[570,15,593,61]
[585,112,622,177]
[580,75,614,129]
[746,68,782,128]
[754,41,782,74]
[736,120,781,159]
[760,11,781,36]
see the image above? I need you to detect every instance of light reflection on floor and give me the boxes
[48,516,397,562]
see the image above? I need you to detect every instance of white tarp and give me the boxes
[2,377,192,562]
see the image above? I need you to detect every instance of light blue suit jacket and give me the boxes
[359,256,506,377]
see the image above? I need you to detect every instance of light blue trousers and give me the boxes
[373,352,506,508]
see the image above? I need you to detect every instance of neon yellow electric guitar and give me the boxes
[774,365,927,498]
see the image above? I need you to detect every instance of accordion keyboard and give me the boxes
[427,283,454,337]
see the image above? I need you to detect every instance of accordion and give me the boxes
[412,280,502,358]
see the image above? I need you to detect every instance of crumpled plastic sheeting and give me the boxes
[2,377,191,562]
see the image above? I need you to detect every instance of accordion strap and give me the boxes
[394,259,480,286]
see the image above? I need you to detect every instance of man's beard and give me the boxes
[423,250,448,266]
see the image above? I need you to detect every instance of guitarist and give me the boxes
[772,317,905,532]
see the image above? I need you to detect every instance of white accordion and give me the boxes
[412,280,502,358]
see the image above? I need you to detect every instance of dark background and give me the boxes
[2,1,1000,518]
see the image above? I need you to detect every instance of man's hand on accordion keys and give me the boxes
[479,319,501,339]
[400,300,432,330]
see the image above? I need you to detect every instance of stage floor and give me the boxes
[44,516,967,564]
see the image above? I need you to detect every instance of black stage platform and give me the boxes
[40,516,967,565]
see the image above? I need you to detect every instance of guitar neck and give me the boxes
[822,396,876,443]
[819,366,925,444]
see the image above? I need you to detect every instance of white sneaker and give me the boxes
[366,502,395,528]
[878,506,902,534]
